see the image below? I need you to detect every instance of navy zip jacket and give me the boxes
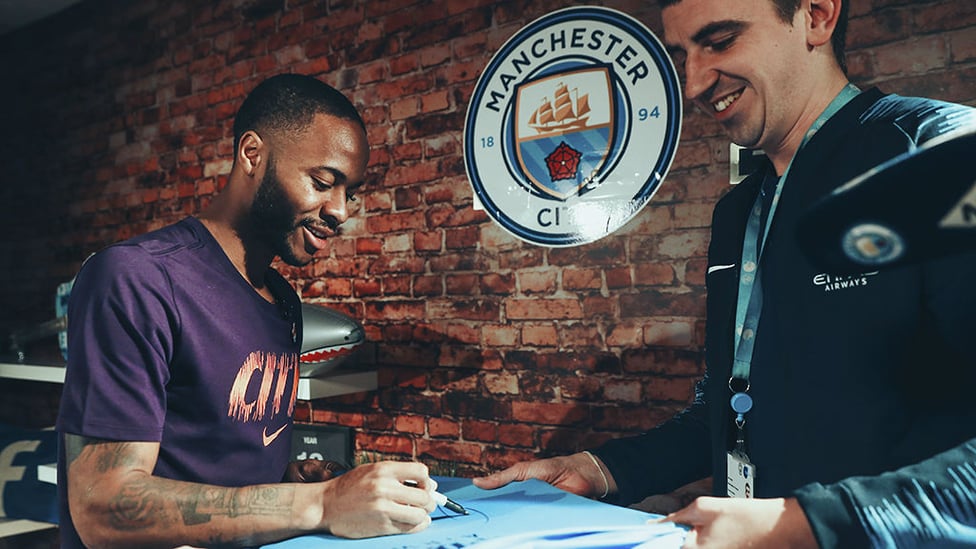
[593,88,976,547]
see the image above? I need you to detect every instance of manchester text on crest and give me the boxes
[484,27,650,113]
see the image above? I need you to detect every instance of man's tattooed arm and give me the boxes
[63,434,312,548]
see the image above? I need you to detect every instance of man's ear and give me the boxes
[237,130,265,176]
[806,0,842,48]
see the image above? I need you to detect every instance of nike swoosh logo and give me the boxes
[707,263,737,274]
[263,424,288,447]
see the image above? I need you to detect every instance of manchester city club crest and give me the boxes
[464,6,681,246]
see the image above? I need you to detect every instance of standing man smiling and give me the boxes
[57,74,439,548]
[475,1,976,547]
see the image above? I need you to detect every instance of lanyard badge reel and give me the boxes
[726,377,755,498]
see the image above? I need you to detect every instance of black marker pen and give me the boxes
[403,479,468,515]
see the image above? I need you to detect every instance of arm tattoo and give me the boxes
[108,476,175,531]
[177,485,293,525]
[65,435,294,535]
[108,480,292,530]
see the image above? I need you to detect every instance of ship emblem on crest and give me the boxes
[515,66,614,200]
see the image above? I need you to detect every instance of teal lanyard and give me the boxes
[729,84,860,425]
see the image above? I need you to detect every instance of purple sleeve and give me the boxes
[57,245,178,442]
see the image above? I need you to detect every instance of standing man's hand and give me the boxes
[473,452,616,499]
[659,496,817,548]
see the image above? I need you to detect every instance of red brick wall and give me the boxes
[0,0,973,473]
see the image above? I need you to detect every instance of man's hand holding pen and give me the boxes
[309,461,437,538]
[285,459,465,538]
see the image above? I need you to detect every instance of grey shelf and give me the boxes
[0,518,56,537]
[0,362,377,400]
[0,362,66,383]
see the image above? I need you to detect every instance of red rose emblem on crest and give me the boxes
[545,141,582,181]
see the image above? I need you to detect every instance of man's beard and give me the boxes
[249,156,309,267]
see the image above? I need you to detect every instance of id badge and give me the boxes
[726,450,756,498]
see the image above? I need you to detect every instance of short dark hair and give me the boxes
[232,73,366,154]
[658,0,849,73]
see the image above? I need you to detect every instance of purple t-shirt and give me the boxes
[56,217,302,547]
